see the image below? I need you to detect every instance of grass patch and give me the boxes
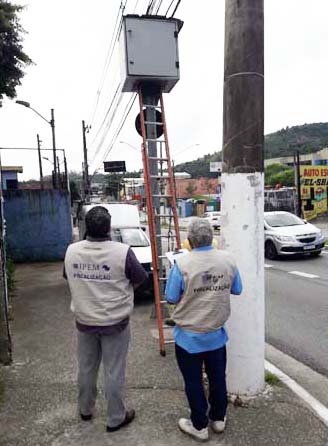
[265,371,280,385]
[6,257,15,295]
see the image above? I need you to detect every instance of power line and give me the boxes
[88,81,122,149]
[88,1,127,128]
[154,0,164,14]
[133,0,140,13]
[89,91,125,165]
[90,94,137,178]
[164,0,175,16]
[146,0,156,14]
[170,0,182,17]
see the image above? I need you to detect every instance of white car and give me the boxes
[264,211,325,259]
[202,211,221,230]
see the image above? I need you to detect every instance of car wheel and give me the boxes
[310,250,321,257]
[265,241,278,260]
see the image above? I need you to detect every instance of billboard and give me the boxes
[300,165,328,220]
[103,161,126,173]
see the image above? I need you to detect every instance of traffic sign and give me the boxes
[135,109,163,138]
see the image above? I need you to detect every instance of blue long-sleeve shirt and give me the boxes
[165,246,242,353]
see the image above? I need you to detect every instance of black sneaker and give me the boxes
[106,409,136,432]
[80,413,93,421]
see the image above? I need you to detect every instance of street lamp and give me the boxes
[16,100,58,188]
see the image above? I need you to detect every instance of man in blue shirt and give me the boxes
[165,218,242,442]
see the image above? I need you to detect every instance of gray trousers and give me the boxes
[77,324,130,427]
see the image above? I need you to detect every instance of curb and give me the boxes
[265,360,328,427]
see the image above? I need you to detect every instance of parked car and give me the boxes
[201,211,221,229]
[264,211,325,259]
[77,202,153,297]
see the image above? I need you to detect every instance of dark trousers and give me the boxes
[175,344,227,430]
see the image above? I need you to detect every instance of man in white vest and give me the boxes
[165,218,242,442]
[64,206,148,432]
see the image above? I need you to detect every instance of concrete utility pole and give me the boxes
[37,134,44,190]
[82,120,90,201]
[221,0,264,395]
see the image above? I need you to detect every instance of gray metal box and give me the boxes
[120,15,183,93]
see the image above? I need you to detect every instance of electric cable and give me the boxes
[133,0,140,13]
[89,91,125,165]
[154,0,164,14]
[164,0,175,16]
[88,81,122,150]
[170,0,181,17]
[88,1,127,128]
[90,94,137,178]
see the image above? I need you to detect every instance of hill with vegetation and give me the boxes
[175,122,328,178]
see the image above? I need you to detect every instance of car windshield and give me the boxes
[112,228,149,247]
[265,213,305,227]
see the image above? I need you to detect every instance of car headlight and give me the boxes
[318,232,325,241]
[274,235,295,242]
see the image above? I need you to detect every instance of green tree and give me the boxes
[269,169,295,187]
[0,1,32,105]
[265,163,294,187]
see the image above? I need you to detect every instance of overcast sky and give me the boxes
[1,0,328,180]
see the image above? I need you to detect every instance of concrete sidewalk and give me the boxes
[0,262,327,446]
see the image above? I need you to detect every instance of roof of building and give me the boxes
[1,166,23,173]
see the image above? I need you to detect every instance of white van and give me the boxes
[77,203,153,297]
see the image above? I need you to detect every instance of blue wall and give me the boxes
[2,172,18,190]
[4,189,72,262]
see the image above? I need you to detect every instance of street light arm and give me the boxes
[29,106,51,125]
[16,100,51,125]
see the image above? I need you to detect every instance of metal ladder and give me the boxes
[138,89,181,356]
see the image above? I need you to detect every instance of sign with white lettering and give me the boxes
[300,165,328,220]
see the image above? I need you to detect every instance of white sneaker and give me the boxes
[178,418,209,442]
[210,416,226,433]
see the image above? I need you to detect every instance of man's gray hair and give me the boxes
[187,217,213,248]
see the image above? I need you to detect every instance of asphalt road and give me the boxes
[265,252,328,377]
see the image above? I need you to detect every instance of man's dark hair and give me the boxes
[85,206,111,238]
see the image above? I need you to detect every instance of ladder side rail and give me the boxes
[159,93,181,249]
[138,90,166,356]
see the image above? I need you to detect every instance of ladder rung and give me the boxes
[144,121,163,126]
[158,255,169,259]
[146,138,166,143]
[155,214,175,218]
[156,233,177,238]
[159,277,167,281]
[152,194,172,198]
[143,104,161,109]
[163,325,172,329]
[164,340,175,345]
[150,175,165,179]
[160,300,167,303]
[148,157,168,161]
